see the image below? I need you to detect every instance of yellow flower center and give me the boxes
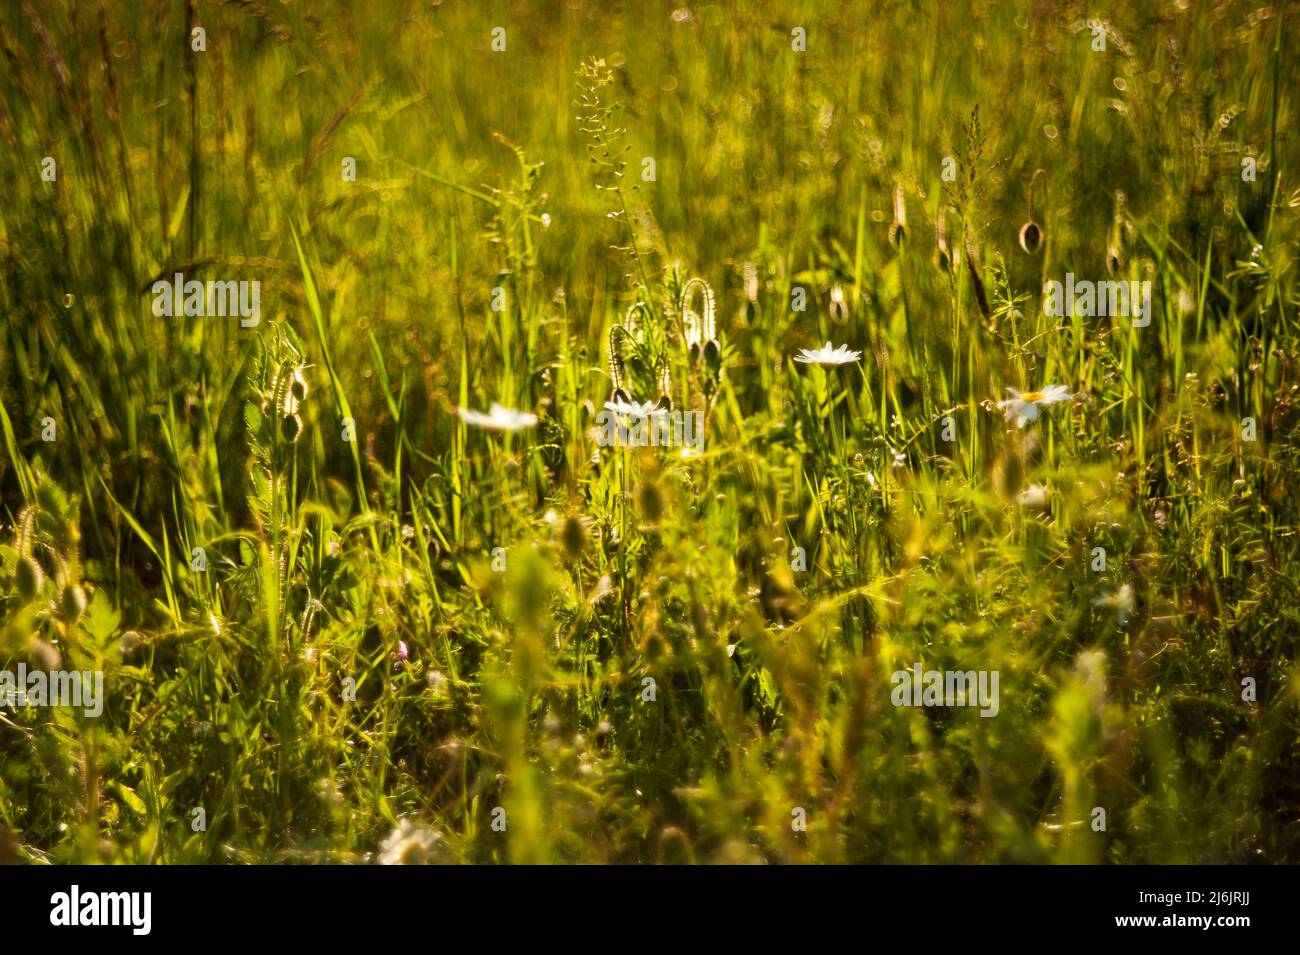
[1018,390,1045,402]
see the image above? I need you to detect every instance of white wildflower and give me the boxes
[793,341,861,366]
[997,385,1073,428]
[457,403,538,432]
[378,818,446,865]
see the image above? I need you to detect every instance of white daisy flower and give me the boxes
[1092,583,1136,625]
[793,341,861,366]
[603,396,661,418]
[996,385,1072,428]
[457,402,538,431]
[1016,484,1049,510]
[378,818,446,865]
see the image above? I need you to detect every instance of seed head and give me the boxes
[280,413,303,443]
[61,583,86,623]
[1019,220,1043,255]
[559,515,588,558]
[16,555,43,600]
[889,182,909,248]
[638,481,665,524]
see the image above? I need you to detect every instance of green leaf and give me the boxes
[115,782,146,816]
[82,590,121,644]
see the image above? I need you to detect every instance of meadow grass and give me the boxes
[1,0,1298,863]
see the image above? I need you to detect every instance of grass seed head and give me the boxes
[280,413,303,443]
[638,481,665,524]
[60,583,86,623]
[559,515,588,558]
[16,555,43,600]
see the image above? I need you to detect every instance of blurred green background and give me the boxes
[0,0,1297,863]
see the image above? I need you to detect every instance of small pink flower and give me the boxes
[393,640,409,662]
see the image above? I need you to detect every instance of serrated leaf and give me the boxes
[82,590,120,643]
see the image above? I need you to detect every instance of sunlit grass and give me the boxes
[0,1,1297,864]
